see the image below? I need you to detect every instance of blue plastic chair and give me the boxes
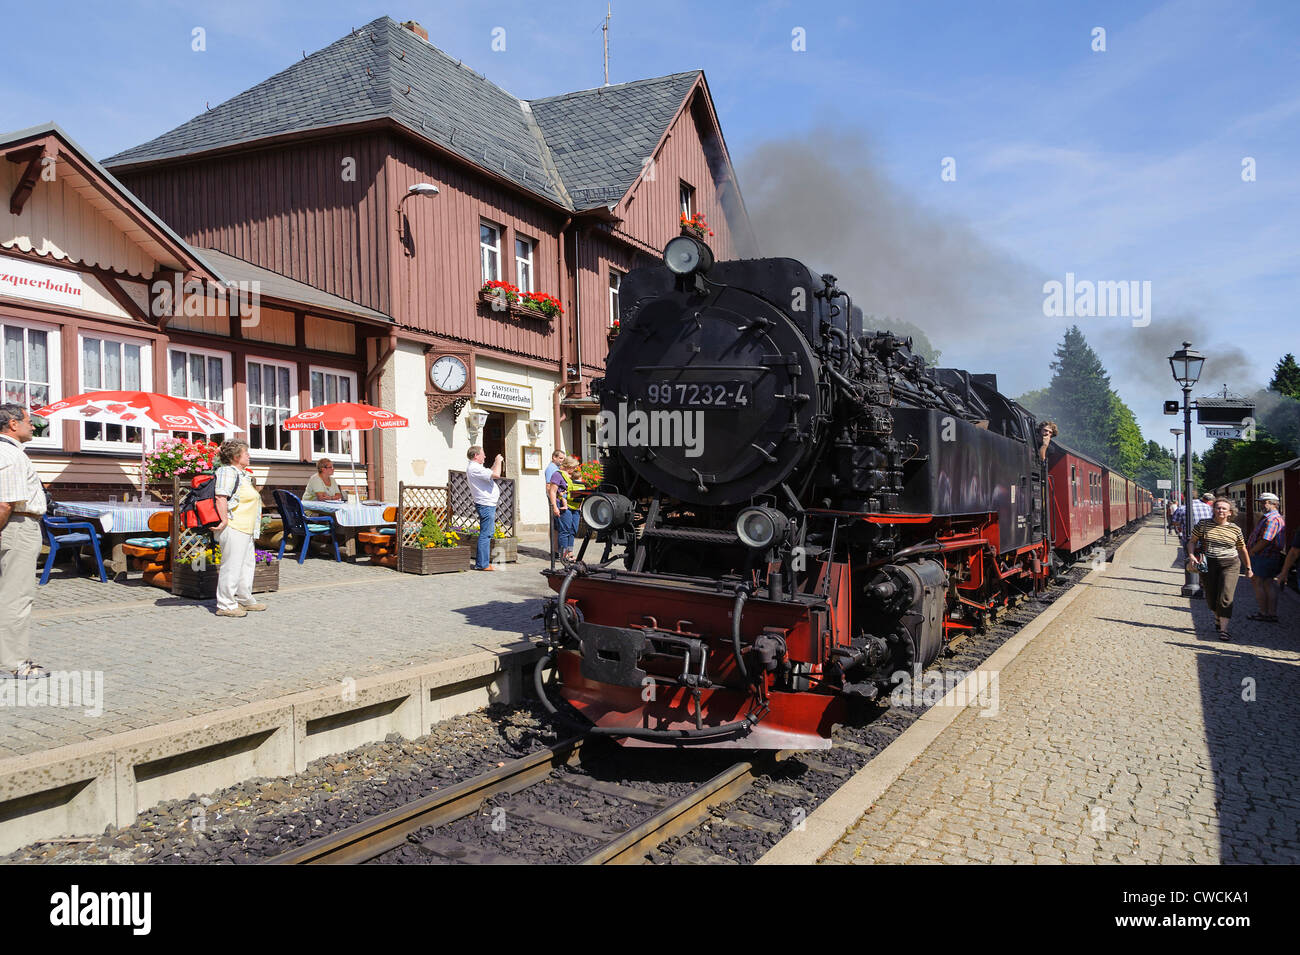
[39,516,108,584]
[273,490,341,564]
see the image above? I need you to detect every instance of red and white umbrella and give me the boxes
[34,390,244,497]
[35,390,243,434]
[283,401,408,497]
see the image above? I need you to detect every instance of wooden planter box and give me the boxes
[400,545,469,575]
[490,537,518,563]
[173,560,280,599]
[477,289,556,323]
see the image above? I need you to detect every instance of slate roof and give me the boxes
[529,71,701,208]
[102,16,705,213]
[197,248,392,324]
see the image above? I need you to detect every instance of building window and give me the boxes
[167,345,232,442]
[246,357,297,458]
[80,332,150,451]
[581,414,600,463]
[679,182,694,218]
[515,236,535,293]
[608,269,622,327]
[1,318,60,449]
[309,367,356,458]
[480,222,501,283]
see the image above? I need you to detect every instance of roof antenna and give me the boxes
[602,3,611,86]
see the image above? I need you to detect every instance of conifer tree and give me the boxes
[1043,326,1113,462]
[1269,354,1300,400]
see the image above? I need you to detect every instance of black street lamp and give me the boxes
[1169,341,1204,595]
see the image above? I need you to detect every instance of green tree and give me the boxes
[1269,353,1300,399]
[1042,326,1114,462]
[1107,392,1144,478]
[1014,387,1051,419]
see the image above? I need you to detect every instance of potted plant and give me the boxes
[680,212,714,240]
[142,437,220,482]
[173,545,280,598]
[480,280,519,310]
[516,291,563,320]
[607,319,620,344]
[490,521,517,563]
[399,510,465,575]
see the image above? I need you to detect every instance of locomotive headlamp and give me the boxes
[663,235,714,276]
[582,492,633,531]
[736,506,788,550]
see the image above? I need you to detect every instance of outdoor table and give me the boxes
[300,499,396,558]
[54,500,171,577]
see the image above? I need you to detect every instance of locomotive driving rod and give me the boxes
[532,653,766,742]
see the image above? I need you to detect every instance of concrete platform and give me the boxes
[0,533,556,852]
[763,524,1300,865]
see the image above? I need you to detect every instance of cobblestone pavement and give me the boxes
[0,535,558,758]
[824,525,1300,865]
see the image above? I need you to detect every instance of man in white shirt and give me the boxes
[0,404,51,680]
[466,445,503,571]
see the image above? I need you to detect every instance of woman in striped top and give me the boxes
[1189,498,1252,640]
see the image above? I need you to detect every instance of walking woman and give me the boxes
[1188,497,1252,640]
[213,438,267,618]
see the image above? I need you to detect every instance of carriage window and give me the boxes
[1071,465,1078,506]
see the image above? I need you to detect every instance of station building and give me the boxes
[8,16,754,529]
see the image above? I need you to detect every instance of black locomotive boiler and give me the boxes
[538,236,1054,749]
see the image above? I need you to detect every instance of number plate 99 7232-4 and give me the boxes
[644,382,749,408]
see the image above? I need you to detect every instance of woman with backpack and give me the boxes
[213,438,267,618]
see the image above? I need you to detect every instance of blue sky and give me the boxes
[3,0,1297,451]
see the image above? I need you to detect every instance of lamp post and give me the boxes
[1169,341,1205,596]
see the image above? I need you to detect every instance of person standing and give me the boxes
[543,450,565,484]
[466,445,502,571]
[0,404,50,679]
[1247,492,1285,622]
[547,458,575,560]
[213,438,266,618]
[1189,497,1252,640]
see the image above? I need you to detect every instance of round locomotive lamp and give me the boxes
[736,506,788,550]
[582,492,632,531]
[663,235,714,276]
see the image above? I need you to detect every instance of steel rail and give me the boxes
[579,756,770,864]
[264,735,586,865]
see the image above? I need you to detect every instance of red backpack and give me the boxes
[179,471,241,529]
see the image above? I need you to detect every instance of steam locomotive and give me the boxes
[537,238,1125,749]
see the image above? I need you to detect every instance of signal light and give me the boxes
[1163,401,1180,415]
[663,235,714,277]
[736,506,788,550]
[581,492,632,531]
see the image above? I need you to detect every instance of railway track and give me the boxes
[265,735,775,865]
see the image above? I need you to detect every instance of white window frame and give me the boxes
[515,236,535,294]
[307,365,359,459]
[245,355,298,460]
[166,343,233,440]
[480,221,501,283]
[78,330,152,453]
[608,268,622,328]
[581,414,600,463]
[1,315,61,450]
[679,182,694,218]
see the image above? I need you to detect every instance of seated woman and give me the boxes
[303,458,347,502]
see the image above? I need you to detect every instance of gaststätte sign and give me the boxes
[0,257,84,310]
[474,377,532,410]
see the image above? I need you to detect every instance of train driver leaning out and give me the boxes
[1038,420,1059,462]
